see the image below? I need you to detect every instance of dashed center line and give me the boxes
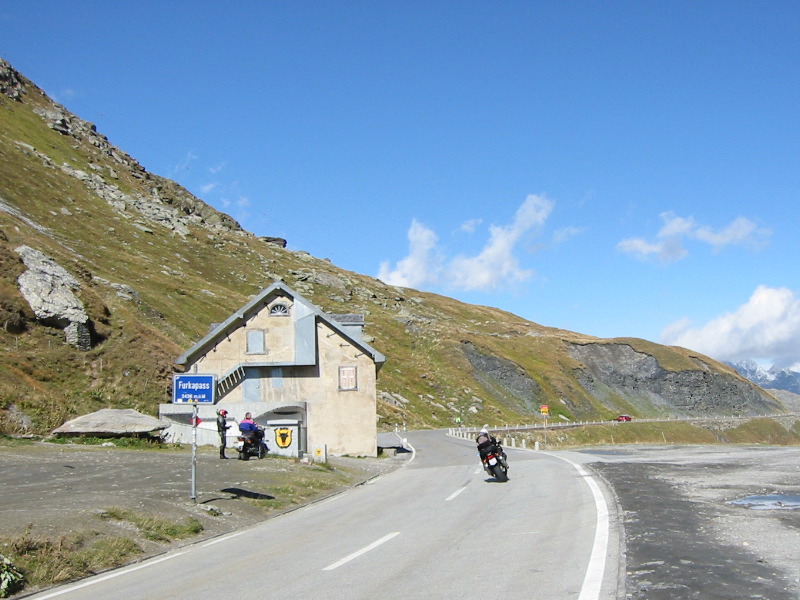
[445,486,467,502]
[322,531,400,571]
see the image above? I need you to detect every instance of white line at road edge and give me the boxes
[30,551,188,599]
[322,532,400,571]
[547,453,609,600]
[392,431,416,465]
[202,530,248,547]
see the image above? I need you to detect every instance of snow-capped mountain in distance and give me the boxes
[727,360,800,395]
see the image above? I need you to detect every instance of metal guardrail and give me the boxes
[447,413,800,440]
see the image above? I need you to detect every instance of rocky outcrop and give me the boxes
[15,245,91,350]
[2,59,241,237]
[568,342,783,416]
[260,236,288,248]
[461,341,541,413]
[0,58,24,100]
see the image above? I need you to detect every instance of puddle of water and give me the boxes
[729,494,800,510]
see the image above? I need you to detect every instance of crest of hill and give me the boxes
[0,59,785,435]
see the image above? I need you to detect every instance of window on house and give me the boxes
[338,366,357,391]
[270,303,290,316]
[271,367,283,388]
[246,330,265,354]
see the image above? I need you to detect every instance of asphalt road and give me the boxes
[23,430,621,600]
[17,433,800,600]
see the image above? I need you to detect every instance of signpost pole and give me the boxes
[171,374,216,504]
[191,403,198,502]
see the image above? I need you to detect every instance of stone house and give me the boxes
[159,282,385,457]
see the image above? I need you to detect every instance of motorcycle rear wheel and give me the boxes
[491,464,508,482]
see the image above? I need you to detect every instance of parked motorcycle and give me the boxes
[236,429,268,460]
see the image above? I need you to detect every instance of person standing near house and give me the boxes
[216,409,231,459]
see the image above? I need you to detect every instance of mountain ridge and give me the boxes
[727,359,800,396]
[0,58,786,435]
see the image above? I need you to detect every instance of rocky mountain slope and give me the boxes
[0,59,785,435]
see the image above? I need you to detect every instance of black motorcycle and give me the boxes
[478,440,509,482]
[235,429,268,460]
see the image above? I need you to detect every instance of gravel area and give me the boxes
[582,445,800,599]
[0,441,405,560]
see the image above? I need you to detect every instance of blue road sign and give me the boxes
[173,374,216,403]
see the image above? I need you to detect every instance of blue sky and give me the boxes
[3,2,800,368]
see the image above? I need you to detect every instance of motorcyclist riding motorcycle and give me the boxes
[476,427,509,475]
[236,412,268,460]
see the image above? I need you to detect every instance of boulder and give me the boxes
[52,409,168,437]
[15,245,91,350]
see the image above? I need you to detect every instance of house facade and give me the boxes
[159,282,385,457]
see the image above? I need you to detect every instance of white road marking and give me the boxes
[445,486,467,502]
[31,551,188,599]
[202,530,248,547]
[322,531,401,571]
[547,453,610,600]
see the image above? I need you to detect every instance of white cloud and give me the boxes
[58,88,76,101]
[617,234,688,263]
[171,151,197,176]
[552,225,586,245]
[200,182,217,195]
[618,211,770,264]
[661,285,800,366]
[460,218,483,234]
[378,194,554,291]
[694,216,768,252]
[377,219,441,288]
[447,194,553,290]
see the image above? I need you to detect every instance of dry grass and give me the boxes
[507,418,800,449]
[1,525,142,589]
[100,509,203,542]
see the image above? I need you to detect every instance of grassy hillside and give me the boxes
[0,59,782,435]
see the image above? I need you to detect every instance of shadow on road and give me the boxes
[220,487,276,500]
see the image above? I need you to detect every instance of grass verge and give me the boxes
[507,417,800,449]
[0,525,142,593]
[0,510,202,596]
[100,508,203,542]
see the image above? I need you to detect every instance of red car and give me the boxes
[616,415,632,422]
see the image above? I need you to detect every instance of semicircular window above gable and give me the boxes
[270,303,290,316]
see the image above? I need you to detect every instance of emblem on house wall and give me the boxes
[275,427,293,448]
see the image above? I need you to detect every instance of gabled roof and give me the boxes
[176,281,386,368]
